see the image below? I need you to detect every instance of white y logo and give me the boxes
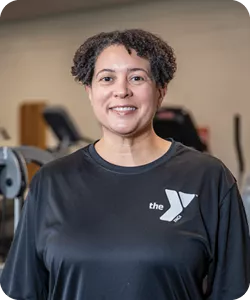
[160,189,196,222]
[233,0,250,16]
[0,0,17,17]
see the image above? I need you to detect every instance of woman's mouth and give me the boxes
[109,106,138,116]
[111,106,136,111]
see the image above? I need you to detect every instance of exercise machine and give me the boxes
[234,114,245,188]
[233,114,250,232]
[0,146,54,229]
[153,106,208,152]
[0,127,10,140]
[43,106,94,158]
[0,146,54,276]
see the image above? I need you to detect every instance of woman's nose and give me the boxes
[113,82,133,99]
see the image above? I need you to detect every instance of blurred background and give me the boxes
[1,0,250,176]
[0,0,250,263]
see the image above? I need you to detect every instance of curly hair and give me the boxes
[71,29,177,88]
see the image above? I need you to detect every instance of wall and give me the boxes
[0,0,249,179]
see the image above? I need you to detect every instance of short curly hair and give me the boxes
[71,29,177,88]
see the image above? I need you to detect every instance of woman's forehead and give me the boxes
[94,45,150,71]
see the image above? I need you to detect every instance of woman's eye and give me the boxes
[131,76,144,82]
[100,77,113,82]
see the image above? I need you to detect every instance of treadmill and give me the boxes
[153,106,208,152]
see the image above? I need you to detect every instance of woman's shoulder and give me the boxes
[174,142,230,172]
[173,142,236,193]
[30,145,91,185]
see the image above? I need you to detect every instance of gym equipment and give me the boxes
[0,146,54,276]
[0,146,54,227]
[0,127,10,140]
[233,114,250,232]
[43,106,94,158]
[233,114,245,188]
[153,106,208,152]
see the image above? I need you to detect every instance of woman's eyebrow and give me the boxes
[127,68,149,75]
[96,69,115,78]
[95,68,150,78]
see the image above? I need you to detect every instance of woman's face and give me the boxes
[86,45,166,137]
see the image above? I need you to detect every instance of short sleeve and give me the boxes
[0,175,48,300]
[206,183,250,300]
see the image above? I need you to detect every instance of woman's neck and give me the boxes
[94,130,171,167]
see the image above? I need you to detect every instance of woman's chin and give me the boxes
[110,126,138,137]
[103,122,152,138]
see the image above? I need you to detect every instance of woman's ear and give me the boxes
[84,85,92,102]
[157,85,167,108]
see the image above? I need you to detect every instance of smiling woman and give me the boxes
[1,29,250,300]
[71,29,177,166]
[85,45,167,150]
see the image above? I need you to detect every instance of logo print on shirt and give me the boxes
[149,189,197,222]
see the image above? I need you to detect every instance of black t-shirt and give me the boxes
[1,140,250,300]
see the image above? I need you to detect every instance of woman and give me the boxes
[1,29,249,300]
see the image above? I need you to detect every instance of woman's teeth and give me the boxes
[112,107,136,111]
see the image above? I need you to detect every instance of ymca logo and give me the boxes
[149,189,197,222]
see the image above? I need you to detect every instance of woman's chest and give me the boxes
[38,184,211,277]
